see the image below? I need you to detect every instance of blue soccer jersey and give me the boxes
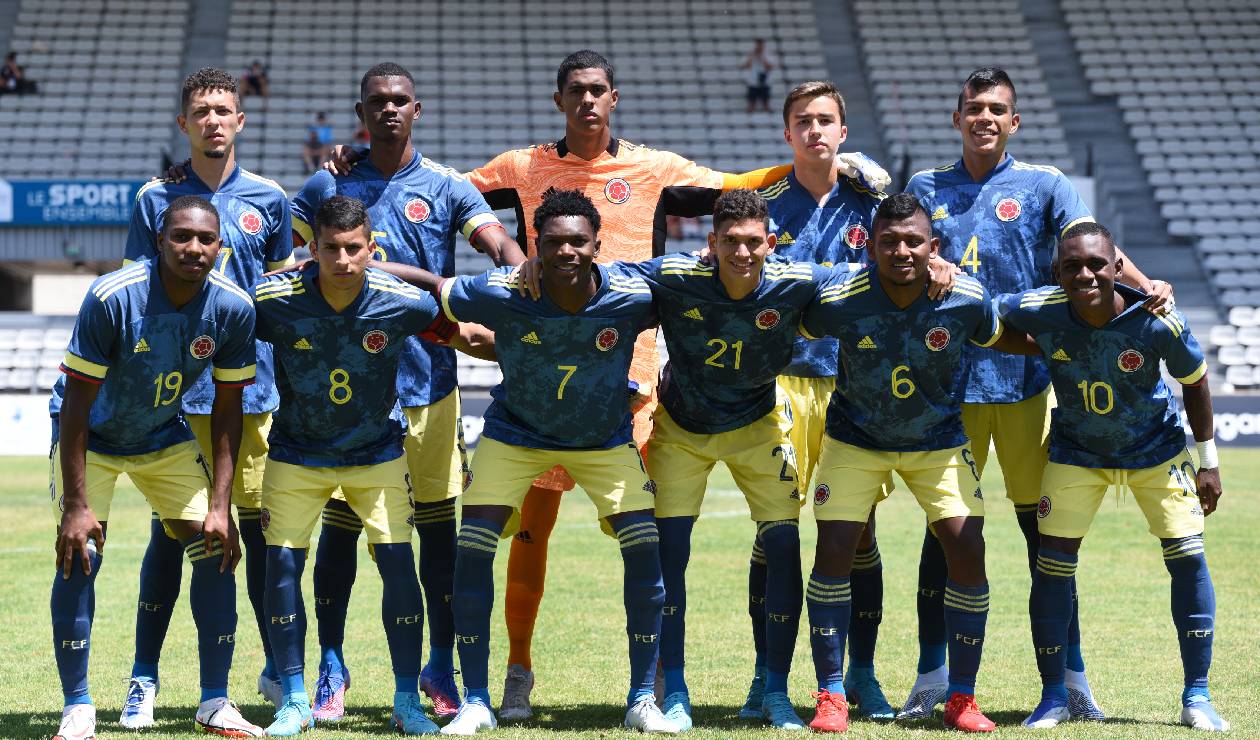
[254,264,442,467]
[906,155,1093,403]
[50,259,257,456]
[996,284,1206,469]
[290,151,502,408]
[125,166,292,416]
[800,270,1002,452]
[623,253,835,434]
[759,169,882,378]
[440,264,656,450]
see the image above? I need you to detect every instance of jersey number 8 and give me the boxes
[329,368,353,405]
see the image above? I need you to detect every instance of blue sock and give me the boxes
[132,514,183,679]
[1066,580,1085,672]
[414,500,457,666]
[185,534,237,702]
[265,545,308,691]
[748,535,768,671]
[614,514,666,706]
[51,539,102,705]
[452,518,502,700]
[321,647,343,678]
[916,527,948,674]
[1163,536,1214,699]
[313,500,360,674]
[237,509,275,678]
[1031,549,1075,703]
[848,544,883,670]
[760,520,802,694]
[944,580,989,697]
[806,571,850,694]
[374,542,424,685]
[657,516,693,697]
[281,671,306,700]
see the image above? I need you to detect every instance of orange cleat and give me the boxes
[943,693,995,733]
[809,689,849,733]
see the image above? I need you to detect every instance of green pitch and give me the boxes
[2,451,1257,738]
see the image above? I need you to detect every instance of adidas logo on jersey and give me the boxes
[133,338,150,353]
[294,338,313,350]
[857,336,877,349]
[521,331,541,345]
[932,206,948,221]
[777,230,795,245]
[1051,348,1071,362]
[682,307,704,320]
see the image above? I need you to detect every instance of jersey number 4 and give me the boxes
[960,235,981,273]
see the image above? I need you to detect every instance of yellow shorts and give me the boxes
[464,437,655,525]
[261,456,414,548]
[649,397,801,522]
[812,437,984,524]
[402,390,470,504]
[187,412,271,509]
[1037,450,1204,539]
[961,387,1053,508]
[50,439,210,531]
[531,389,656,492]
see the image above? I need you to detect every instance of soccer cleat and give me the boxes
[624,696,680,733]
[420,665,462,719]
[943,693,995,733]
[843,669,894,720]
[661,691,693,732]
[1022,698,1070,729]
[265,697,314,736]
[392,691,440,735]
[896,666,948,720]
[119,677,157,729]
[808,690,849,733]
[439,701,497,735]
[53,703,96,740]
[195,697,265,737]
[257,671,284,709]
[1065,669,1105,721]
[498,664,534,722]
[761,691,805,730]
[738,670,765,720]
[311,666,347,721]
[1181,698,1230,732]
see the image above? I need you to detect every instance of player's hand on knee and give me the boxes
[1195,467,1222,517]
[1141,280,1174,314]
[202,509,241,573]
[56,506,103,579]
[322,144,363,176]
[926,255,959,299]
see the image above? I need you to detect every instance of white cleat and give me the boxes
[195,697,265,737]
[1021,699,1071,729]
[439,702,497,735]
[624,696,680,734]
[1181,699,1230,732]
[896,666,947,720]
[119,677,157,729]
[499,664,534,722]
[257,671,285,709]
[53,703,96,740]
[1065,669,1105,721]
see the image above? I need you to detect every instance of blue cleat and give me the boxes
[843,668,894,720]
[1181,697,1229,732]
[1022,698,1070,728]
[762,691,805,730]
[312,666,349,721]
[662,691,693,731]
[266,697,314,736]
[393,691,440,734]
[738,670,765,720]
[420,665,461,719]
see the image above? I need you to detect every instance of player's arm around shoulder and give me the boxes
[800,264,869,340]
[954,276,1005,349]
[289,169,336,248]
[985,290,1043,356]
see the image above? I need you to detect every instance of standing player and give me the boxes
[995,223,1227,731]
[121,68,293,725]
[289,62,523,720]
[49,196,262,740]
[901,67,1169,720]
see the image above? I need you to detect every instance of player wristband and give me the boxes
[1196,439,1219,470]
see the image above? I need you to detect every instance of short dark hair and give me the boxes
[360,62,414,99]
[957,67,1017,111]
[534,188,601,235]
[181,67,239,113]
[163,195,219,232]
[556,50,615,92]
[315,195,372,236]
[872,192,929,230]
[712,189,769,232]
[782,80,846,126]
[1060,220,1115,251]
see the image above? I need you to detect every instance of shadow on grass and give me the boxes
[4,703,400,739]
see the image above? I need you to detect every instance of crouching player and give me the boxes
[799,193,1035,732]
[49,196,262,739]
[999,223,1229,731]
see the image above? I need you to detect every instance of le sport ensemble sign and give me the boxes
[0,179,146,226]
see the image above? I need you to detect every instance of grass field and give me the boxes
[2,451,1257,738]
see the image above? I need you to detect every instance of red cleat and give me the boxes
[809,690,849,733]
[943,693,995,732]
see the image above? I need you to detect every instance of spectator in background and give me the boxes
[302,112,334,173]
[741,39,774,113]
[1,52,37,94]
[241,60,270,98]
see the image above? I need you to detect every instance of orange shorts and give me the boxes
[531,389,656,492]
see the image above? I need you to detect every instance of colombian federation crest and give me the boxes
[996,197,1022,222]
[362,330,389,353]
[1117,349,1144,372]
[190,335,216,359]
[813,483,830,506]
[755,308,781,330]
[239,208,263,235]
[596,327,619,351]
[925,326,951,351]
[604,178,631,204]
[844,223,869,248]
[1037,495,1052,518]
[404,198,431,223]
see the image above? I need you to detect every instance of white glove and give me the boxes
[836,151,891,193]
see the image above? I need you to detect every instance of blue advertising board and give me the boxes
[0,178,146,226]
